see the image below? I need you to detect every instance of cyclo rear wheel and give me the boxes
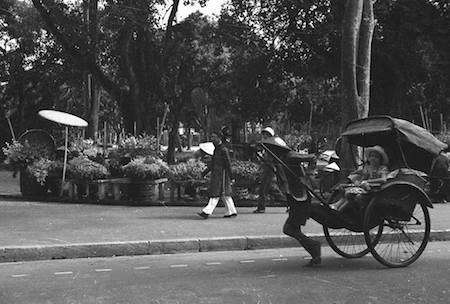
[363,196,431,268]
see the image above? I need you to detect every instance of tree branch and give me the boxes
[31,0,123,101]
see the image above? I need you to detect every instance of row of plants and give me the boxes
[2,135,263,193]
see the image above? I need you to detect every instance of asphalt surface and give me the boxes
[1,170,450,263]
[1,243,450,304]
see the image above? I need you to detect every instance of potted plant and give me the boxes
[2,140,57,196]
[26,158,64,195]
[231,160,261,200]
[231,160,261,185]
[65,156,110,199]
[121,156,169,201]
[67,156,110,181]
[169,159,207,182]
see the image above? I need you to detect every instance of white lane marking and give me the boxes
[11,274,30,278]
[0,262,24,266]
[239,260,255,264]
[170,264,188,268]
[259,274,277,279]
[95,269,112,272]
[134,266,150,270]
[54,271,73,275]
[272,258,288,261]
[206,262,222,265]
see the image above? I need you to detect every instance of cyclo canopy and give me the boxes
[340,115,448,174]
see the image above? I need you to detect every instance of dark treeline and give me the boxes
[1,0,449,160]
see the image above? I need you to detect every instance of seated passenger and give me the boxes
[331,145,389,211]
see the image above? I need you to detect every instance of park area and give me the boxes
[0,1,449,204]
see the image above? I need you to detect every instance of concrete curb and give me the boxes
[1,230,449,263]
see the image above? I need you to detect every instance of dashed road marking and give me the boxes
[206,262,222,265]
[134,266,150,270]
[11,274,30,278]
[239,260,255,264]
[95,269,112,272]
[54,271,73,275]
[170,264,188,268]
[272,258,288,261]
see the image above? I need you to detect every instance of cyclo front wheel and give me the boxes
[323,224,383,258]
[363,197,431,268]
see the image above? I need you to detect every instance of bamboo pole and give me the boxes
[424,109,430,131]
[419,105,426,129]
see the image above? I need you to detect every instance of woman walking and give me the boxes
[197,130,237,219]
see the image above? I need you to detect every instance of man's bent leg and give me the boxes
[283,214,321,266]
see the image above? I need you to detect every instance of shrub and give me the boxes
[2,140,55,172]
[118,134,158,158]
[122,156,169,180]
[67,156,109,180]
[26,159,62,185]
[231,160,261,183]
[169,159,207,181]
[284,132,312,152]
[69,138,104,161]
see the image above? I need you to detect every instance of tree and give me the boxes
[0,0,85,146]
[340,0,375,123]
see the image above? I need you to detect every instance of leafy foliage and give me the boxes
[231,160,261,183]
[26,158,62,185]
[169,158,207,181]
[2,140,54,171]
[67,156,109,180]
[122,156,169,180]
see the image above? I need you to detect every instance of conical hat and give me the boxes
[199,142,215,156]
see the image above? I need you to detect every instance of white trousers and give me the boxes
[202,196,237,215]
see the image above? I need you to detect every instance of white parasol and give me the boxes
[38,110,88,195]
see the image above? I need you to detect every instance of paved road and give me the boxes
[1,242,449,304]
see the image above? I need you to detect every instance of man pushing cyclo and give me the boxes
[257,133,394,267]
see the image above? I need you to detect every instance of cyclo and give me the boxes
[261,115,448,268]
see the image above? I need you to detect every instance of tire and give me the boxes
[363,198,431,268]
[323,224,383,259]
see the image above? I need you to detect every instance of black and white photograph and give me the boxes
[0,0,449,303]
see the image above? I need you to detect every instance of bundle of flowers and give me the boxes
[69,138,104,160]
[2,140,55,171]
[231,160,261,183]
[26,159,64,185]
[122,156,169,180]
[118,134,158,158]
[284,132,312,152]
[67,156,110,181]
[169,159,207,182]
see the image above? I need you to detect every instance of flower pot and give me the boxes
[20,169,48,197]
[126,181,158,202]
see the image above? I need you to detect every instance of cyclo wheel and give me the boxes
[322,192,383,259]
[323,224,383,259]
[363,196,431,268]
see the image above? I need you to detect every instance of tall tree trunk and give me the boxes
[340,0,375,175]
[84,0,99,139]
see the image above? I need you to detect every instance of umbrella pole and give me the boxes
[60,126,69,196]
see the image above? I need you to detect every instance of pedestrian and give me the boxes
[197,129,237,219]
[253,126,288,213]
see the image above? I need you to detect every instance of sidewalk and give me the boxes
[1,171,450,263]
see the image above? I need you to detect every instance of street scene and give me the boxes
[1,0,450,304]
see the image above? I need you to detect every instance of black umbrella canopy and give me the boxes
[261,136,291,157]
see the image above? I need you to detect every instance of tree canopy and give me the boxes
[1,0,449,156]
